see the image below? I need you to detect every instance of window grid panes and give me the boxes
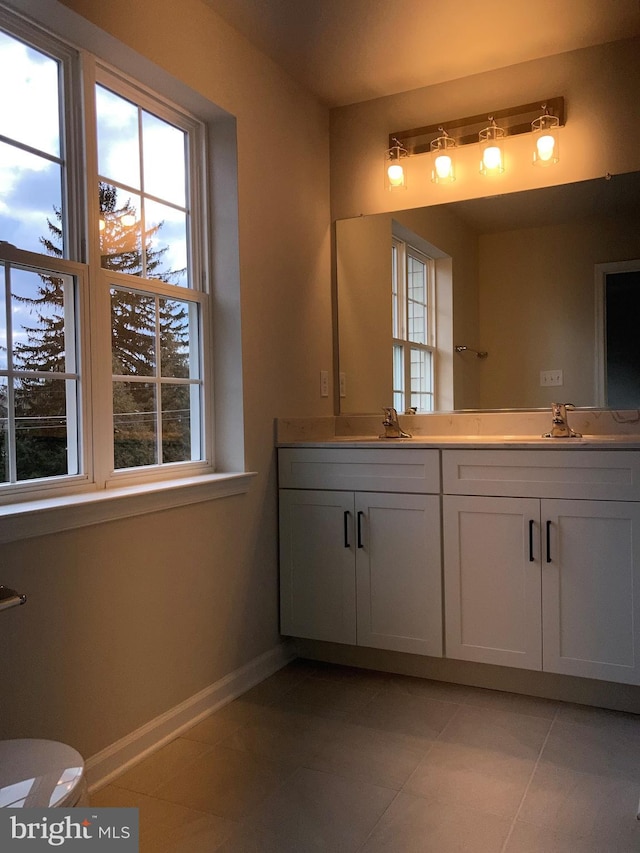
[407,254,428,344]
[392,238,435,413]
[0,259,80,485]
[410,347,434,412]
[0,10,212,500]
[96,68,207,479]
[96,83,190,288]
[111,288,202,470]
[0,28,65,257]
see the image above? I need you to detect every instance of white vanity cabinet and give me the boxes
[442,494,543,671]
[443,449,640,685]
[278,447,442,656]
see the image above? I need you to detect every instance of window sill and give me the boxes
[0,472,256,544]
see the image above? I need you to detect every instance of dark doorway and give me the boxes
[605,268,640,407]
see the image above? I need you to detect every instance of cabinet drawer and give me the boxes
[279,447,440,493]
[442,449,640,500]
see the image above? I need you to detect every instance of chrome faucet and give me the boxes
[380,407,412,439]
[543,402,582,438]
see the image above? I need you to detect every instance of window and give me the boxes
[0,9,213,503]
[392,236,435,412]
[0,255,84,485]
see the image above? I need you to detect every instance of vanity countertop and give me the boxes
[277,435,640,449]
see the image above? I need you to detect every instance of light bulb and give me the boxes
[387,162,405,187]
[536,134,555,161]
[430,130,456,183]
[434,154,453,180]
[121,213,136,227]
[532,110,560,166]
[98,218,105,232]
[482,145,503,172]
[385,138,409,189]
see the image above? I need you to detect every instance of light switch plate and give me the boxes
[540,369,563,386]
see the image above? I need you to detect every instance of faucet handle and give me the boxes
[380,406,412,438]
[546,402,581,438]
[382,406,399,424]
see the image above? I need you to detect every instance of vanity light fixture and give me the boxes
[479,117,506,176]
[385,137,409,190]
[532,105,560,166]
[387,97,564,185]
[430,129,456,183]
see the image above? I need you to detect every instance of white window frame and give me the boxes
[0,1,252,535]
[392,236,436,413]
[86,59,213,490]
[0,244,90,500]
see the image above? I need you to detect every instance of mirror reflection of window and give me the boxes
[338,174,640,415]
[392,236,435,412]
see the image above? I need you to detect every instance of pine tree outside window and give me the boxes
[0,10,212,502]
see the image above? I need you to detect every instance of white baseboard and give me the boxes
[85,642,296,792]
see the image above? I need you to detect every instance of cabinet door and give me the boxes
[355,492,442,656]
[542,499,640,685]
[279,489,356,644]
[443,495,542,669]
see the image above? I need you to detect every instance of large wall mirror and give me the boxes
[335,171,640,414]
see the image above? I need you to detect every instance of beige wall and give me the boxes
[335,216,393,413]
[477,214,640,408]
[0,0,332,758]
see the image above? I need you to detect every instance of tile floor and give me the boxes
[91,659,640,851]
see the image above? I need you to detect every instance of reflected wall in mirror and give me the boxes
[336,171,640,414]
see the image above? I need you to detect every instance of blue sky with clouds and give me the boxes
[1,32,190,284]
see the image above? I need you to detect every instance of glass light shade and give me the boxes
[532,113,560,166]
[387,161,406,187]
[385,140,408,190]
[479,121,505,176]
[430,135,456,183]
[120,213,137,227]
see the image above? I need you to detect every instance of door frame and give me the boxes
[594,259,640,406]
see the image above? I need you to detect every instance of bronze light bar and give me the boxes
[389,97,565,155]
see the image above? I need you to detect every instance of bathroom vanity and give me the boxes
[278,433,640,688]
[279,447,442,657]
